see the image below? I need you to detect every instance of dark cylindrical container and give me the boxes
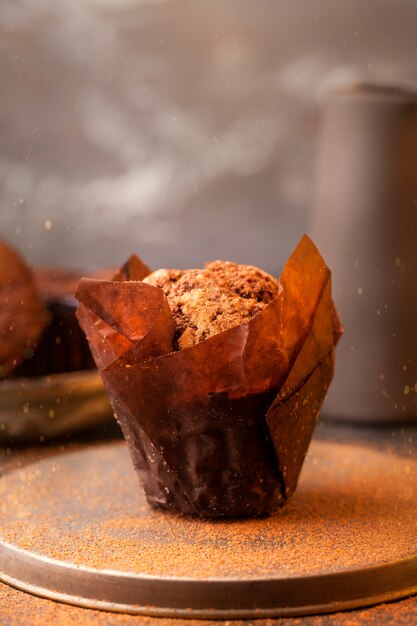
[312,84,417,423]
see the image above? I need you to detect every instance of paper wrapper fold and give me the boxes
[76,235,342,517]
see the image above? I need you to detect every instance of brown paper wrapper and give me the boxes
[76,236,342,517]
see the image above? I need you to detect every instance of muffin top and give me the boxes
[143,261,279,349]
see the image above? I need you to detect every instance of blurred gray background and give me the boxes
[1,0,417,273]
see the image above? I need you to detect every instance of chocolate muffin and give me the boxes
[13,268,96,377]
[76,236,342,518]
[14,266,116,378]
[143,261,280,349]
[0,241,48,378]
[2,257,114,379]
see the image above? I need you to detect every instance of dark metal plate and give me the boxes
[0,440,416,618]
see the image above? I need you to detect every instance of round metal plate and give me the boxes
[0,440,416,618]
[0,371,112,443]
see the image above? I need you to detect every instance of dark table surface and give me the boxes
[1,417,416,626]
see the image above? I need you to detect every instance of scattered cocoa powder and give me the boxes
[1,441,416,580]
[1,441,417,624]
[0,560,416,626]
[0,578,265,626]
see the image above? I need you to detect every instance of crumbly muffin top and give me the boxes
[143,261,279,349]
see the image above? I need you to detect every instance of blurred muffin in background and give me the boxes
[0,238,113,379]
[0,240,48,378]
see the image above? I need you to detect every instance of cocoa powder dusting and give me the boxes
[0,441,416,580]
[0,441,417,624]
